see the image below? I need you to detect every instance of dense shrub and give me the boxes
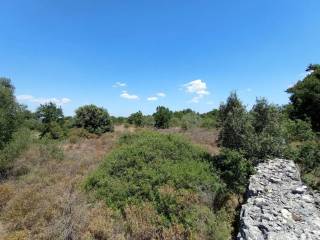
[0,78,21,149]
[219,94,288,160]
[283,119,315,142]
[285,141,320,190]
[287,64,320,131]
[153,106,172,129]
[75,105,114,134]
[0,128,32,178]
[218,93,253,151]
[85,131,230,239]
[248,98,287,159]
[212,149,254,193]
[181,112,201,130]
[128,111,144,127]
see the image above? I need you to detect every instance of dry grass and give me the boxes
[0,126,222,240]
[159,127,220,155]
[0,129,129,240]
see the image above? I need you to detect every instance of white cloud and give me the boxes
[157,92,166,97]
[183,79,210,103]
[113,82,127,88]
[120,91,139,100]
[17,95,71,105]
[147,96,158,101]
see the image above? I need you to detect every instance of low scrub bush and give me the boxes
[85,131,231,239]
[181,112,201,130]
[0,128,32,178]
[212,149,254,193]
[68,128,96,144]
[285,141,320,190]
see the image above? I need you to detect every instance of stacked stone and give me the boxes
[237,159,320,240]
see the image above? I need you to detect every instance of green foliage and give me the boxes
[111,116,127,125]
[181,112,201,130]
[248,98,287,159]
[287,64,320,131]
[285,141,320,190]
[201,109,219,129]
[0,78,21,149]
[213,149,254,193]
[218,93,253,151]
[283,119,315,142]
[128,111,144,127]
[36,102,63,124]
[172,108,194,119]
[36,103,65,139]
[153,106,172,129]
[85,131,229,238]
[0,128,32,178]
[219,94,288,160]
[142,115,155,127]
[75,105,114,134]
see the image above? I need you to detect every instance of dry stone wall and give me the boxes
[237,159,320,240]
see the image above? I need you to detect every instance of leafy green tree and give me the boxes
[287,64,320,131]
[128,111,144,127]
[75,105,113,134]
[249,98,287,159]
[153,106,172,129]
[36,103,65,139]
[0,78,20,149]
[36,102,63,124]
[218,92,253,150]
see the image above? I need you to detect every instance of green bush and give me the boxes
[75,105,114,134]
[287,64,320,131]
[181,112,201,130]
[218,97,253,151]
[285,141,320,190]
[0,128,32,178]
[128,111,144,127]
[85,131,229,238]
[153,106,172,129]
[247,99,287,159]
[0,78,21,149]
[283,119,315,142]
[212,149,254,193]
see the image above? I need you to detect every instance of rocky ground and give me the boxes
[237,159,320,240]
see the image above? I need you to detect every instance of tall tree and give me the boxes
[0,78,20,149]
[287,64,320,131]
[153,106,172,129]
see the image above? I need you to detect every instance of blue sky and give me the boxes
[1,1,320,116]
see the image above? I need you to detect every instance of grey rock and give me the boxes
[237,159,320,240]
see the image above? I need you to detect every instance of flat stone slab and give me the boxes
[237,159,320,240]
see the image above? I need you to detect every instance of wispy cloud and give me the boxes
[156,92,166,97]
[147,96,158,101]
[183,79,210,103]
[113,82,127,88]
[120,91,139,100]
[147,92,166,101]
[17,95,71,105]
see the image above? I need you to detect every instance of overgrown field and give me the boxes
[0,127,242,240]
